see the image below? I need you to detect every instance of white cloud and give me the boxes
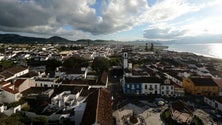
[142,0,199,23]
[0,0,149,37]
[0,0,221,41]
[143,0,222,40]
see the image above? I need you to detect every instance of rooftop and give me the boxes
[1,84,19,94]
[190,78,218,86]
[81,89,113,125]
[14,79,26,88]
[96,89,113,125]
[125,77,163,84]
[6,66,28,74]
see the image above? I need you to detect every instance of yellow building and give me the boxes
[183,78,219,96]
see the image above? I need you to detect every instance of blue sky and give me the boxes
[0,0,222,42]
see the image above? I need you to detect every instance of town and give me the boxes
[0,42,222,125]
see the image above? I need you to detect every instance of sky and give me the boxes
[0,0,222,42]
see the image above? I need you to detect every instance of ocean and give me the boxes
[164,43,222,59]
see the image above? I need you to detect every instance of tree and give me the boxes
[63,55,89,73]
[109,57,121,66]
[91,57,109,74]
[0,60,14,71]
[45,59,62,77]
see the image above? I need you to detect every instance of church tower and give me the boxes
[123,52,128,69]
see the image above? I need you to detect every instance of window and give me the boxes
[155,85,157,89]
[150,85,152,88]
[171,86,173,89]
[145,85,147,89]
[132,85,135,89]
[162,86,164,89]
[155,91,157,94]
[162,91,164,95]
[137,84,139,88]
[127,84,130,88]
[166,86,169,90]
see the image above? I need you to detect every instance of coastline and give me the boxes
[164,43,222,60]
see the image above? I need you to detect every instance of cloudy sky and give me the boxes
[0,0,222,42]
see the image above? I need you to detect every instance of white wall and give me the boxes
[14,69,29,78]
[5,69,29,81]
[2,91,21,103]
[142,83,160,94]
[204,97,222,112]
[204,97,215,107]
[0,105,4,113]
[160,85,174,96]
[215,100,222,112]
[17,79,32,92]
[4,105,21,116]
[35,80,61,87]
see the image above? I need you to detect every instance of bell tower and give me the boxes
[123,52,128,69]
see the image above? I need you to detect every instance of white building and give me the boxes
[123,52,128,69]
[0,66,29,81]
[164,73,183,87]
[0,104,4,113]
[204,97,222,112]
[35,77,62,87]
[142,82,161,95]
[56,67,88,80]
[49,90,86,112]
[0,78,35,103]
[160,79,175,96]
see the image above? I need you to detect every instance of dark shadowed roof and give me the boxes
[6,66,28,74]
[81,89,98,125]
[125,77,163,83]
[0,71,13,79]
[190,78,218,86]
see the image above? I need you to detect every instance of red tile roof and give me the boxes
[1,84,19,94]
[14,79,26,88]
[96,89,113,125]
[81,89,113,125]
[213,79,222,88]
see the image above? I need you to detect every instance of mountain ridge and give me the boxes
[0,34,73,43]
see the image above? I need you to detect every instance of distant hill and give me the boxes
[0,34,73,43]
[0,34,117,44]
[48,36,71,43]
